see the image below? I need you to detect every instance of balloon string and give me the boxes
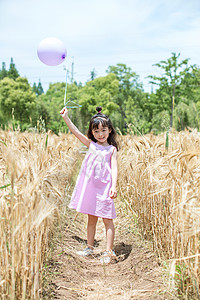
[63,69,82,108]
[64,70,67,106]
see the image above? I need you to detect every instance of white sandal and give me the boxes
[77,247,93,257]
[100,250,116,264]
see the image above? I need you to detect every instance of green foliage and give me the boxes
[90,68,97,81]
[165,130,169,149]
[36,82,66,133]
[106,63,145,133]
[174,101,200,130]
[8,58,19,80]
[0,183,11,189]
[0,58,19,80]
[173,262,199,299]
[106,63,142,90]
[148,53,194,129]
[0,77,36,129]
[78,73,120,131]
[32,80,44,96]
[0,62,8,80]
[1,56,200,135]
[174,102,190,131]
[152,110,170,133]
[125,91,153,134]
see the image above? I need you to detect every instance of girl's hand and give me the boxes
[109,186,117,199]
[60,107,68,118]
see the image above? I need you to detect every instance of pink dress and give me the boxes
[69,141,116,219]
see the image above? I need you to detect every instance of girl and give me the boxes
[60,106,118,264]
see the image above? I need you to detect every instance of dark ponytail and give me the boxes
[96,106,102,113]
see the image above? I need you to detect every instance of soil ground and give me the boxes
[43,201,169,300]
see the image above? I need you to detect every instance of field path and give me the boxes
[43,202,167,299]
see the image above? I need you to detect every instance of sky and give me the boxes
[1,0,200,93]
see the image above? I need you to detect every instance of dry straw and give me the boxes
[118,130,200,298]
[0,130,80,299]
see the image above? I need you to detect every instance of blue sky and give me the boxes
[1,0,200,92]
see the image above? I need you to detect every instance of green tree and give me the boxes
[32,80,44,96]
[180,67,200,106]
[37,81,82,134]
[0,62,8,80]
[90,69,97,81]
[0,58,19,81]
[8,58,19,80]
[79,73,119,131]
[125,92,153,134]
[38,82,65,133]
[106,63,146,133]
[0,77,36,129]
[37,80,44,95]
[151,110,170,133]
[173,102,189,130]
[148,53,192,129]
[190,68,200,128]
[32,83,37,94]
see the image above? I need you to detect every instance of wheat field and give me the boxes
[0,129,199,299]
[118,130,200,298]
[0,130,81,299]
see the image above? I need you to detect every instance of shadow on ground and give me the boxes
[114,242,132,262]
[72,235,100,247]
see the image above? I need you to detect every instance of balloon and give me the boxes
[37,37,67,66]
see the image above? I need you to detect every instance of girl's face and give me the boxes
[92,123,111,145]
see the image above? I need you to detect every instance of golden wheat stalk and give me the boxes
[118,130,200,298]
[0,130,80,298]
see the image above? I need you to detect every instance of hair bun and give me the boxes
[96,106,102,113]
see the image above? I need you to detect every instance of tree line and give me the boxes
[0,53,200,135]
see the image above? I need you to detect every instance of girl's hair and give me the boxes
[87,106,119,151]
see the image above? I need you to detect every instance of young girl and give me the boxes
[60,106,118,264]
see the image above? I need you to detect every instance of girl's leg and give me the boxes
[102,218,115,251]
[87,214,98,249]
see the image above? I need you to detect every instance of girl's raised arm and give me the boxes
[60,107,90,148]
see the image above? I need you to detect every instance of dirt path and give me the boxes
[43,201,168,299]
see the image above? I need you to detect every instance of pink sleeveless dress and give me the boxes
[69,141,116,219]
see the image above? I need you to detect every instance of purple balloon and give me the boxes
[37,37,67,66]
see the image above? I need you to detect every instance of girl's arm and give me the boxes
[60,107,91,148]
[109,148,118,199]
